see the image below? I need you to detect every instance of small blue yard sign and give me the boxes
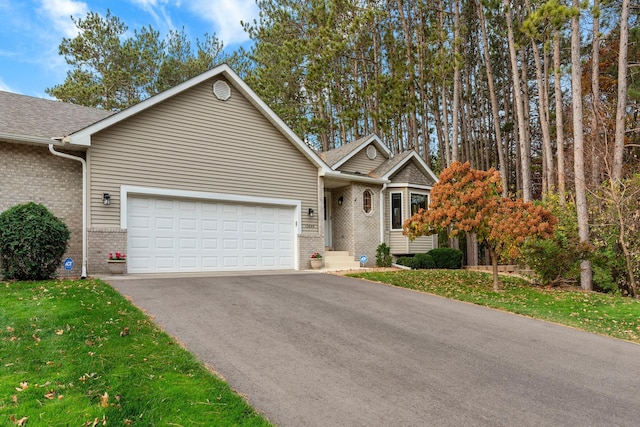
[359,255,368,265]
[63,258,74,271]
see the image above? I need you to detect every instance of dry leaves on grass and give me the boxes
[100,392,109,408]
[9,415,28,426]
[84,416,107,427]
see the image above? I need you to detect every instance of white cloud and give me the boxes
[184,0,257,45]
[39,0,89,38]
[129,0,174,30]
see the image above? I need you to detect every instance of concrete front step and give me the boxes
[324,251,361,270]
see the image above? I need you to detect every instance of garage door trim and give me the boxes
[120,185,301,272]
[119,185,302,233]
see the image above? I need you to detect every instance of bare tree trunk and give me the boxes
[612,182,637,297]
[554,30,566,203]
[432,93,447,171]
[591,0,601,188]
[504,0,532,201]
[612,0,630,183]
[531,40,554,194]
[477,0,507,196]
[442,86,452,166]
[451,0,461,162]
[489,247,500,291]
[572,0,593,291]
[521,46,533,194]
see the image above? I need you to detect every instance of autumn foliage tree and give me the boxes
[403,162,557,290]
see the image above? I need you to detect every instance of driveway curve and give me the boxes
[108,273,640,426]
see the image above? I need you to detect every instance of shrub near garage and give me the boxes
[0,202,70,280]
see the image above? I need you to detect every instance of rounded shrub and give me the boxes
[395,256,416,269]
[395,254,435,269]
[0,202,70,280]
[427,248,463,269]
[413,253,436,269]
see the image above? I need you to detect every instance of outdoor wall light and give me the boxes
[103,193,111,205]
[338,196,344,205]
[308,208,314,217]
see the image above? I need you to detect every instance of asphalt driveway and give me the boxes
[108,272,640,426]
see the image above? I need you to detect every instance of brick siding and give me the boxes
[88,228,127,274]
[329,183,382,266]
[0,142,84,277]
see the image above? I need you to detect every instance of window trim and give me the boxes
[390,192,403,230]
[362,189,373,214]
[409,192,429,216]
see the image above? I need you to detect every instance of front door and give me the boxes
[324,191,332,249]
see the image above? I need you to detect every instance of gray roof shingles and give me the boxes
[370,150,413,178]
[0,91,113,140]
[320,135,375,168]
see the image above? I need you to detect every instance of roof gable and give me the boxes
[66,64,330,172]
[320,134,390,169]
[372,150,438,184]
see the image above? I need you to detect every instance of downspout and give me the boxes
[49,143,87,279]
[379,183,387,244]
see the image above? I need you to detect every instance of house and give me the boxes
[0,65,438,276]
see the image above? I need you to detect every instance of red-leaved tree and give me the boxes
[403,161,557,290]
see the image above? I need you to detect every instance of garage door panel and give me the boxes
[156,237,174,249]
[155,257,175,269]
[179,238,197,249]
[202,219,218,231]
[179,218,197,230]
[156,217,175,229]
[128,196,296,273]
[202,238,218,249]
[155,199,173,210]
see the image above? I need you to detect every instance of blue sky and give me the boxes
[0,0,258,98]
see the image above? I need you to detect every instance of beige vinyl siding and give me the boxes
[408,235,437,253]
[389,231,408,254]
[385,187,437,255]
[88,77,319,231]
[338,146,386,174]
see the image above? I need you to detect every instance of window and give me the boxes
[410,193,428,215]
[363,190,373,213]
[391,193,402,229]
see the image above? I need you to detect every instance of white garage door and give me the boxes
[127,197,296,273]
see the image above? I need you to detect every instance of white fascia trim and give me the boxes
[320,170,389,185]
[330,134,391,170]
[381,151,439,183]
[386,183,433,191]
[119,185,302,236]
[0,132,61,145]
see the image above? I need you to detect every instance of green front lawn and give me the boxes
[348,270,640,343]
[0,279,271,426]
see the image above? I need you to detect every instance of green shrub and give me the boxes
[518,194,581,286]
[414,253,435,269]
[0,202,70,280]
[395,256,416,269]
[428,248,463,269]
[376,243,392,267]
[395,254,435,269]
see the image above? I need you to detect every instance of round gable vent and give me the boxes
[213,80,231,101]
